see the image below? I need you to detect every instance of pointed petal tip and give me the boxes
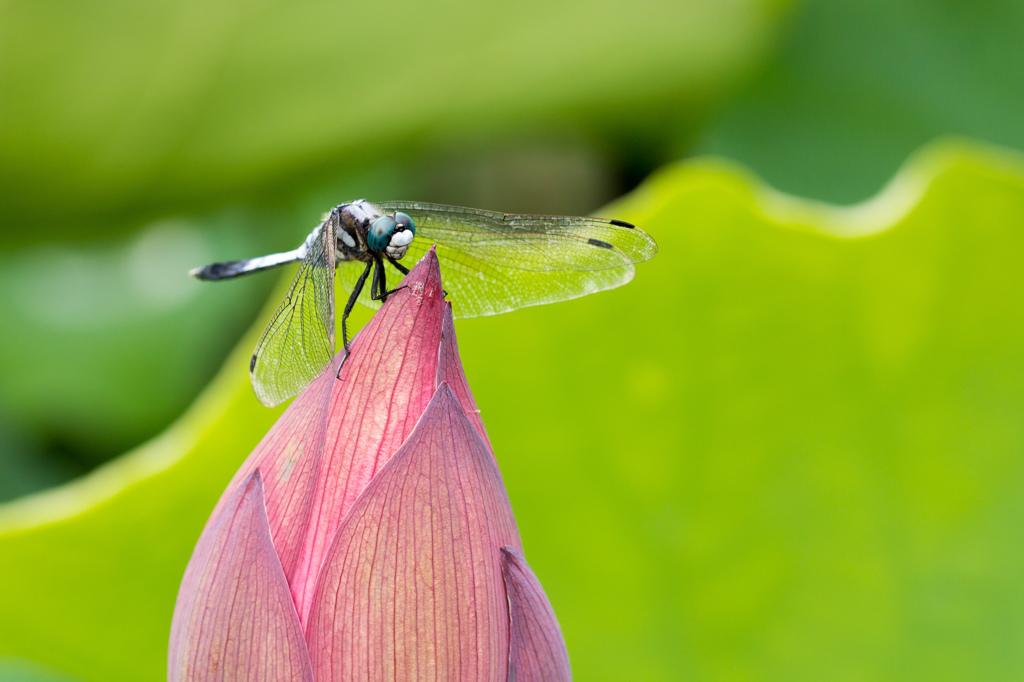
[406,245,441,282]
[247,467,264,490]
[284,242,448,625]
[436,309,492,451]
[306,374,520,682]
[169,464,313,682]
[501,546,572,682]
[371,245,442,315]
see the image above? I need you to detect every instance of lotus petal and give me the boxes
[289,249,447,624]
[501,546,572,682]
[168,470,313,682]
[207,249,447,626]
[207,370,334,588]
[307,383,522,682]
[436,301,492,452]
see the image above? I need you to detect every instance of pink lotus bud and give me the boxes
[168,470,313,681]
[170,248,570,681]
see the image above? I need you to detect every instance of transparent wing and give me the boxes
[250,218,336,407]
[335,259,381,312]
[376,201,657,318]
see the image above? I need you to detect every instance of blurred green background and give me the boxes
[3,0,1024,680]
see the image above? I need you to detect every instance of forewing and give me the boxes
[335,259,382,312]
[377,202,657,318]
[250,220,336,406]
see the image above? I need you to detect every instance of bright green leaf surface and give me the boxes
[700,0,1024,203]
[0,0,783,229]
[0,0,789,482]
[3,140,1024,680]
[0,211,281,465]
[0,657,81,682]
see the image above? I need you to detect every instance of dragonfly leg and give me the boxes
[387,257,410,276]
[390,256,446,298]
[337,260,372,378]
[371,256,408,301]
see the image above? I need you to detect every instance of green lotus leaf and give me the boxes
[701,0,1024,203]
[3,139,1023,680]
[0,0,784,228]
[0,0,789,478]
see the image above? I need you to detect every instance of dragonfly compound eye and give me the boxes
[368,215,397,252]
[394,212,416,235]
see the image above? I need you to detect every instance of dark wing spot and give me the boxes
[588,238,613,249]
[610,219,636,229]
[250,353,257,372]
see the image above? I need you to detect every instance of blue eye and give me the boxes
[368,215,396,252]
[394,212,415,235]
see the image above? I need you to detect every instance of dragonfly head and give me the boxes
[369,212,416,260]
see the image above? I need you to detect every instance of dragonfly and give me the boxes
[191,200,658,406]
